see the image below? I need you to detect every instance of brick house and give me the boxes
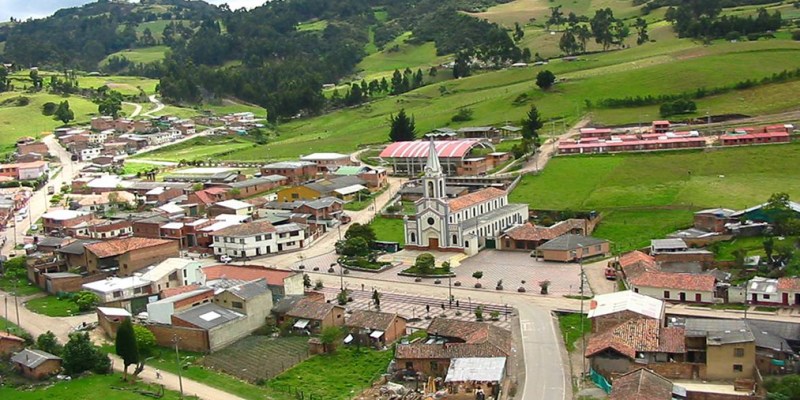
[0,160,49,180]
[693,208,736,233]
[185,187,230,213]
[498,219,587,251]
[273,296,345,333]
[628,271,717,303]
[534,234,610,262]
[777,277,800,306]
[260,161,318,185]
[609,368,675,400]
[201,264,304,302]
[146,287,215,324]
[206,199,254,218]
[394,318,511,379]
[84,237,179,276]
[300,153,352,169]
[345,310,407,347]
[0,332,25,357]
[17,141,50,156]
[132,215,170,238]
[41,210,92,234]
[217,175,287,199]
[96,307,133,339]
[11,349,62,379]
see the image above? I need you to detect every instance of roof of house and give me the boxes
[618,251,656,270]
[83,276,151,293]
[748,276,778,294]
[650,238,688,250]
[139,258,199,283]
[214,199,253,210]
[97,307,132,318]
[262,161,317,169]
[778,277,800,292]
[695,208,736,217]
[585,319,685,359]
[537,234,608,251]
[346,310,403,331]
[42,209,89,220]
[160,284,202,298]
[0,331,25,343]
[448,188,507,212]
[85,237,174,258]
[746,321,794,354]
[426,318,512,355]
[503,220,586,242]
[683,318,754,345]
[11,349,61,368]
[202,265,295,287]
[587,291,664,320]
[227,175,286,188]
[609,368,674,400]
[627,271,716,292]
[57,239,100,255]
[731,201,800,218]
[379,140,489,159]
[223,278,270,300]
[36,236,74,248]
[172,303,244,330]
[304,176,366,195]
[211,220,276,237]
[271,295,306,314]
[333,166,368,176]
[444,357,506,383]
[283,298,342,321]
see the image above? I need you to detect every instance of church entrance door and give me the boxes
[428,238,439,249]
[485,238,496,249]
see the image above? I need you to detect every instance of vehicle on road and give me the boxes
[605,265,617,280]
[47,186,55,195]
[220,255,232,264]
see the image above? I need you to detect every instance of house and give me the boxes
[185,187,229,212]
[609,368,678,400]
[747,321,796,375]
[83,275,153,304]
[395,318,512,379]
[498,220,588,251]
[0,160,49,180]
[615,251,658,280]
[207,199,254,218]
[747,277,780,305]
[681,318,756,381]
[260,161,318,184]
[74,191,137,213]
[650,238,714,266]
[262,197,344,223]
[218,175,287,199]
[457,126,499,140]
[300,152,351,169]
[652,120,671,134]
[273,296,345,333]
[379,139,495,176]
[138,258,203,293]
[132,215,170,238]
[627,270,716,303]
[164,167,244,184]
[212,278,273,321]
[534,234,610,262]
[17,141,50,156]
[345,310,407,347]
[693,208,736,233]
[588,291,665,334]
[146,287,215,324]
[201,264,304,301]
[720,130,790,147]
[96,307,133,339]
[331,166,387,188]
[0,332,25,356]
[778,277,800,306]
[585,318,686,379]
[211,220,308,258]
[170,303,246,351]
[731,201,800,224]
[11,349,62,379]
[41,210,92,234]
[83,237,180,275]
[276,176,368,202]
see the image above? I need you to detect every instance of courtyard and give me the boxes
[294,249,589,298]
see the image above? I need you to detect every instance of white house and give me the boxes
[82,276,152,303]
[146,287,213,324]
[211,220,308,258]
[747,277,781,305]
[213,199,254,216]
[138,258,204,293]
[403,140,528,255]
[80,147,102,162]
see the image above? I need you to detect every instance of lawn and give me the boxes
[297,19,328,32]
[120,161,163,176]
[344,187,387,211]
[510,144,800,250]
[25,295,81,317]
[78,74,160,96]
[0,276,42,296]
[557,312,591,353]
[0,316,30,340]
[268,347,393,400]
[368,216,405,245]
[132,136,256,162]
[101,46,170,66]
[0,374,190,400]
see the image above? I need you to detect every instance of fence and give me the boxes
[589,368,612,394]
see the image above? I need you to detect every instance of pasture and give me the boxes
[132,136,256,162]
[0,375,187,400]
[509,144,800,249]
[102,46,170,66]
[203,336,310,383]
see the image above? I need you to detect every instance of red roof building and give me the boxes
[627,270,716,303]
[379,139,494,176]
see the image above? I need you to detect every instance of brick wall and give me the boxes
[119,241,180,275]
[648,362,706,380]
[146,324,210,353]
[686,391,762,400]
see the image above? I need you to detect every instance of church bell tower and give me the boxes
[422,139,445,199]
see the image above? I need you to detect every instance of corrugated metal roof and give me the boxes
[379,140,487,159]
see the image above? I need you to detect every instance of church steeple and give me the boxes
[422,139,445,198]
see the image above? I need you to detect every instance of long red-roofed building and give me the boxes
[379,139,502,176]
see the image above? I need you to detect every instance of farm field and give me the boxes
[0,374,188,400]
[102,46,170,67]
[78,74,160,96]
[203,336,310,383]
[132,136,256,162]
[268,347,394,400]
[510,144,800,250]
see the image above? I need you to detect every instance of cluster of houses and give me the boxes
[558,121,794,155]
[0,138,50,181]
[587,290,799,399]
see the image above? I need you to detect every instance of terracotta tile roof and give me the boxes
[628,271,716,292]
[161,284,201,299]
[778,277,800,292]
[427,318,512,354]
[285,298,342,321]
[212,220,276,237]
[395,342,508,360]
[346,310,403,331]
[202,265,295,287]
[610,368,674,400]
[85,237,174,258]
[503,219,586,242]
[586,319,685,359]
[619,251,656,269]
[448,188,506,212]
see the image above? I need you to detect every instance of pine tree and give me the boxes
[521,104,544,146]
[413,69,424,88]
[115,318,139,381]
[390,69,403,95]
[388,108,416,142]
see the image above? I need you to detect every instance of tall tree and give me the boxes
[388,109,416,142]
[36,331,62,356]
[559,30,579,55]
[547,6,565,30]
[115,318,139,381]
[635,18,649,45]
[53,101,75,125]
[536,70,556,90]
[521,104,544,145]
[513,22,525,42]
[453,50,472,79]
[63,332,110,375]
[590,8,617,50]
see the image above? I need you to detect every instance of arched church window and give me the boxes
[427,181,434,196]
[410,232,416,243]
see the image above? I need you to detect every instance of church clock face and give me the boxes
[427,217,435,226]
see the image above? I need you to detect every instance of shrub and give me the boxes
[451,107,474,122]
[73,291,100,311]
[42,102,58,116]
[414,253,436,274]
[793,30,800,41]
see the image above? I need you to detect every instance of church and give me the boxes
[403,140,529,255]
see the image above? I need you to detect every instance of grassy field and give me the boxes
[0,316,30,339]
[0,91,98,150]
[78,74,160,96]
[357,32,449,79]
[368,216,405,245]
[297,19,328,32]
[25,295,81,317]
[136,19,190,40]
[557,312,591,352]
[268,347,393,400]
[0,274,42,296]
[102,46,169,66]
[0,374,189,400]
[510,144,800,249]
[133,136,256,162]
[471,0,644,26]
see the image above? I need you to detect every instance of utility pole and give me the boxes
[448,276,453,309]
[13,278,20,327]
[578,245,587,383]
[173,335,184,398]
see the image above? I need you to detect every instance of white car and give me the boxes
[220,255,233,264]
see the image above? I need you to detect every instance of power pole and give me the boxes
[578,245,587,383]
[173,335,184,398]
[13,278,20,327]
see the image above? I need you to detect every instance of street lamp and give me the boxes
[448,275,453,309]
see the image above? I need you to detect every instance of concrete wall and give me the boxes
[16,359,62,380]
[283,274,304,297]
[706,342,756,381]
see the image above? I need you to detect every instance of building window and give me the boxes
[663,291,670,299]
[452,235,458,246]
[763,294,770,300]
[427,217,435,226]
[733,364,743,372]
[734,348,745,357]
[430,361,439,372]
[231,301,243,309]
[113,291,122,298]
[410,233,416,243]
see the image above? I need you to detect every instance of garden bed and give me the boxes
[398,266,455,278]
[339,256,394,273]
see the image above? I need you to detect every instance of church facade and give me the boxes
[403,140,529,255]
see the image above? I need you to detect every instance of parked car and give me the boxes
[220,255,232,264]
